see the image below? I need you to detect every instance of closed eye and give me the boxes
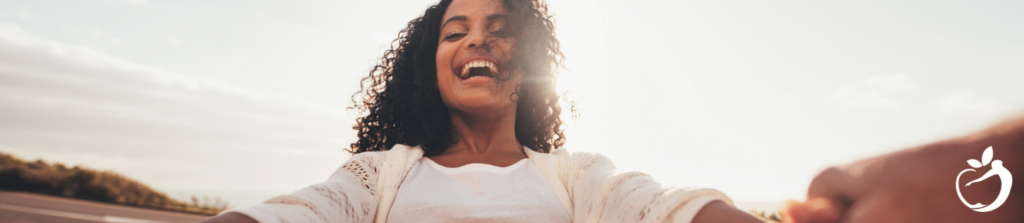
[489,29,508,37]
[445,32,467,40]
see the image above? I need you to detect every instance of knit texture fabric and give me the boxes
[229,145,732,223]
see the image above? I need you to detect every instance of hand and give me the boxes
[782,115,1024,223]
[779,197,842,223]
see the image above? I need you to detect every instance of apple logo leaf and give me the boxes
[967,159,983,168]
[981,146,993,166]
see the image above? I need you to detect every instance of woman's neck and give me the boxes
[427,107,526,168]
[445,108,521,155]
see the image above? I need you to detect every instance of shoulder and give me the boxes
[548,148,617,174]
[536,148,617,184]
[328,144,417,180]
[568,150,615,169]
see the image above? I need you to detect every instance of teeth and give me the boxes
[460,60,498,78]
[487,62,497,75]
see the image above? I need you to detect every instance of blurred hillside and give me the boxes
[0,151,227,216]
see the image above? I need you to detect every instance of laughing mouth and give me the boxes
[458,59,499,80]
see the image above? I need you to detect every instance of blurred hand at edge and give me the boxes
[780,114,1024,223]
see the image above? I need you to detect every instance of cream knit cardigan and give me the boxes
[230,144,734,223]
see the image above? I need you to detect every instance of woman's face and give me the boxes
[436,0,520,114]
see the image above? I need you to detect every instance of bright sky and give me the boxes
[1,0,1022,209]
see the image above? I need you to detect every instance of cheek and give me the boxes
[435,45,456,82]
[434,45,456,99]
[435,46,452,76]
[498,39,516,58]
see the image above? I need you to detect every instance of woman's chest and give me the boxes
[386,158,571,223]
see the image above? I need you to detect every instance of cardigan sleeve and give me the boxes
[566,152,734,223]
[224,152,387,223]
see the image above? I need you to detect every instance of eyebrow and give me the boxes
[441,16,467,30]
[487,14,507,21]
[441,14,508,30]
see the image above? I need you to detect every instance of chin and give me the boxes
[451,94,512,112]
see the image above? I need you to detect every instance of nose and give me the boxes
[464,29,490,52]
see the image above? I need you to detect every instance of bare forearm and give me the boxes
[958,113,1024,172]
[784,114,1024,223]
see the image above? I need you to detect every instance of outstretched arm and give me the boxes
[783,114,1024,223]
[566,152,766,223]
[198,152,386,223]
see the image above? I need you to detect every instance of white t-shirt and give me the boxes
[387,157,572,223]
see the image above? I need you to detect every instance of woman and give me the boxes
[203,0,764,222]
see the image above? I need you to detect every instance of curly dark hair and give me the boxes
[348,0,567,156]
